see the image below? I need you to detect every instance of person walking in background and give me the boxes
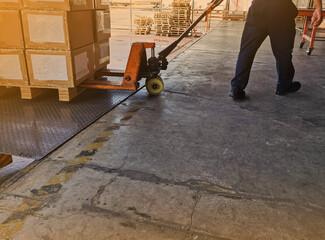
[229,0,323,100]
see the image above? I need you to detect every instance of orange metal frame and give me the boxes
[81,42,155,91]
[298,9,325,55]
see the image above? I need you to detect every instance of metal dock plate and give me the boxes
[0,88,136,160]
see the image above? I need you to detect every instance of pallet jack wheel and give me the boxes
[307,48,313,56]
[146,77,164,95]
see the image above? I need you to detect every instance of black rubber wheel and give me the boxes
[307,48,313,56]
[299,42,305,48]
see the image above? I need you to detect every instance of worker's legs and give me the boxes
[230,0,300,98]
[231,6,268,90]
[231,27,267,89]
[267,12,297,91]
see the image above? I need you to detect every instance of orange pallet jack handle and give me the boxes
[158,0,224,63]
[80,0,225,93]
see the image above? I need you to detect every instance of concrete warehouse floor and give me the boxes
[0,21,324,239]
[0,33,194,185]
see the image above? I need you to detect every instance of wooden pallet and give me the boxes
[155,33,170,37]
[171,21,189,24]
[135,29,150,32]
[172,0,190,8]
[171,0,191,32]
[155,19,172,24]
[170,27,189,31]
[170,32,188,36]
[172,21,190,24]
[135,31,151,35]
[0,86,7,96]
[223,10,247,21]
[173,0,190,2]
[134,22,153,26]
[153,0,191,37]
[170,32,183,35]
[171,28,187,32]
[19,86,86,102]
[134,16,153,35]
[135,26,151,35]
[172,16,189,20]
[156,25,170,29]
[172,8,191,12]
[155,12,172,37]
[155,28,170,31]
[156,29,170,33]
[154,13,171,18]
[172,18,190,21]
[134,19,153,25]
[1,83,89,102]
[0,86,19,97]
[156,23,170,26]
[172,3,190,8]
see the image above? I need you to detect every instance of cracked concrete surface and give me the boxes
[0,21,324,239]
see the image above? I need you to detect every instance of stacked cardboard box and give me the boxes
[0,0,111,101]
[22,8,95,89]
[0,3,28,87]
[93,0,111,72]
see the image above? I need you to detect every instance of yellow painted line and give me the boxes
[0,199,44,239]
[0,105,141,238]
[84,142,105,151]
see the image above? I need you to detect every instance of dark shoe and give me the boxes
[229,87,246,100]
[276,82,301,95]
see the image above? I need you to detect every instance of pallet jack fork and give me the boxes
[81,0,224,95]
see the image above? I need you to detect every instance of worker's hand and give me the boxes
[311,9,323,28]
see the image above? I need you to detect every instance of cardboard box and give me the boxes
[0,49,29,86]
[21,10,94,50]
[94,0,109,10]
[94,40,109,71]
[0,0,23,9]
[94,10,111,42]
[0,10,25,49]
[22,0,93,11]
[26,44,94,88]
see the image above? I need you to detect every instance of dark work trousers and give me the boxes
[231,0,298,91]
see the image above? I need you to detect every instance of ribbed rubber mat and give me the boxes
[0,87,138,160]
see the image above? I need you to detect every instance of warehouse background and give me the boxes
[109,0,325,32]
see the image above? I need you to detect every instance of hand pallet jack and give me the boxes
[80,0,224,95]
[297,9,325,56]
